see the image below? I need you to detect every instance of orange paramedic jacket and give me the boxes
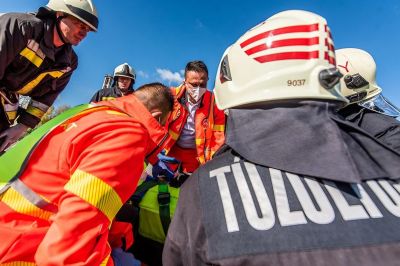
[164,85,225,164]
[0,95,167,265]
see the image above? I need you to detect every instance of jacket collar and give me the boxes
[99,94,168,164]
[37,11,74,64]
[225,101,400,183]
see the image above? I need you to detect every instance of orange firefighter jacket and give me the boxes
[164,85,225,165]
[0,95,167,265]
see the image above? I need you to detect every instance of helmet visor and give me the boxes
[359,94,400,117]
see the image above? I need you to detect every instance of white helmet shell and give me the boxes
[113,63,136,81]
[214,10,347,110]
[47,0,99,31]
[336,48,381,104]
[336,48,400,117]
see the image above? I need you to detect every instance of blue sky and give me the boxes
[3,0,400,107]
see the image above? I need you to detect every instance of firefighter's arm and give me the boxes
[90,89,103,103]
[17,55,78,129]
[0,15,30,79]
[210,100,226,158]
[36,122,148,265]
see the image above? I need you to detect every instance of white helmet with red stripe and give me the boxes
[214,10,348,110]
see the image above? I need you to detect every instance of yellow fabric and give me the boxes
[65,169,123,222]
[168,129,180,141]
[198,157,205,164]
[99,254,110,266]
[105,110,128,116]
[19,47,43,68]
[213,124,225,131]
[26,106,46,119]
[0,262,36,266]
[5,111,17,120]
[101,97,116,101]
[17,71,65,95]
[195,138,204,145]
[0,187,52,221]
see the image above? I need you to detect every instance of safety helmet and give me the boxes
[214,10,347,110]
[113,63,136,82]
[47,0,99,31]
[336,48,400,117]
[336,48,381,103]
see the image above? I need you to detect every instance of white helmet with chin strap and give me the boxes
[214,10,347,110]
[47,0,99,31]
[336,48,400,117]
[113,63,136,82]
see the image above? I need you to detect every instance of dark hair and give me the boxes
[135,82,174,115]
[184,60,208,77]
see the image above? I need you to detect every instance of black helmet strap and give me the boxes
[55,15,70,45]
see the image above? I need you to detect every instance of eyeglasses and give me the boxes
[184,81,206,89]
[68,16,91,32]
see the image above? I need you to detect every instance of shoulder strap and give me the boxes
[158,182,171,235]
[130,179,159,206]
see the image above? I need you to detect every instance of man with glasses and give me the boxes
[162,60,225,174]
[163,11,400,266]
[336,48,400,152]
[0,0,98,152]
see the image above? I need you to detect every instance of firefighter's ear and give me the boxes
[151,110,163,125]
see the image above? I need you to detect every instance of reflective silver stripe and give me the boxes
[26,39,46,60]
[30,99,49,112]
[11,179,57,213]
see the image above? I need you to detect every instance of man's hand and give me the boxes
[0,123,29,152]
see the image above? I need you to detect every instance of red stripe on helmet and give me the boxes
[324,52,336,65]
[325,25,333,39]
[325,39,335,52]
[240,23,320,48]
[245,37,320,55]
[254,51,319,63]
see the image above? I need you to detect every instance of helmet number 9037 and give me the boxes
[287,79,306,86]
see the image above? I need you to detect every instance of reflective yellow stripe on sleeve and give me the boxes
[17,70,65,95]
[1,261,36,266]
[0,187,53,221]
[213,124,225,132]
[65,169,123,222]
[20,47,44,67]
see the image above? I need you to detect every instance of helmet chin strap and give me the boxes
[55,16,70,45]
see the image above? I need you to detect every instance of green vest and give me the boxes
[131,179,180,243]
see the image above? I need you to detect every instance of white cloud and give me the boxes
[156,68,183,85]
[137,70,149,79]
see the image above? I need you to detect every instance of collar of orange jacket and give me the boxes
[99,94,167,164]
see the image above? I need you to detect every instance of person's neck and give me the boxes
[53,27,65,47]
